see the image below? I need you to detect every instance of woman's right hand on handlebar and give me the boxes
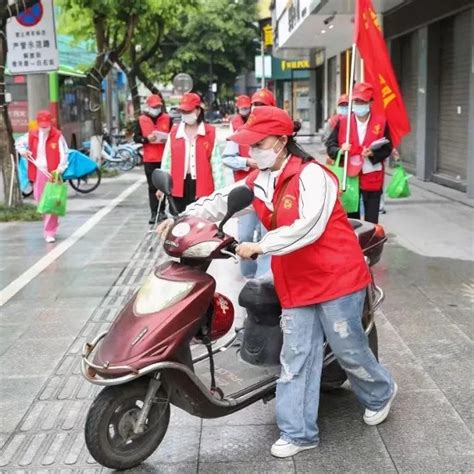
[156,218,174,240]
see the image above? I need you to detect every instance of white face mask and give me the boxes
[249,138,283,170]
[182,112,198,125]
[147,107,161,117]
[239,108,250,116]
[39,127,51,135]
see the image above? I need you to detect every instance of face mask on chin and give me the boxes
[182,112,198,125]
[249,138,284,170]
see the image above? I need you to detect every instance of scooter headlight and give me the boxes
[135,274,194,315]
[182,241,220,258]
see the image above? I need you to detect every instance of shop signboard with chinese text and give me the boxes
[6,0,59,74]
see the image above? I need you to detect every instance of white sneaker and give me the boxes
[45,236,56,243]
[363,382,398,426]
[271,438,318,458]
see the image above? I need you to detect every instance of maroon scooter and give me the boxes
[81,170,387,470]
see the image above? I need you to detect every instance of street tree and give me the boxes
[0,0,40,206]
[164,0,258,103]
[58,0,141,160]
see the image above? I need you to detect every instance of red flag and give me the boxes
[354,0,411,146]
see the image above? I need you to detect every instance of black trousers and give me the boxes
[173,175,197,214]
[347,190,382,224]
[144,162,165,216]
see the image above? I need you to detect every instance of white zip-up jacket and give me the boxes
[183,158,339,256]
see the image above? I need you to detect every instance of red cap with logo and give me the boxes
[36,110,53,127]
[352,82,374,102]
[178,93,202,112]
[251,88,276,107]
[236,95,251,108]
[146,94,163,107]
[338,94,349,105]
[228,106,294,146]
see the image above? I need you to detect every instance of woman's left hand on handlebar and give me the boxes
[156,218,174,239]
[236,242,263,259]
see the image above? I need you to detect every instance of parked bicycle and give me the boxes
[80,138,136,172]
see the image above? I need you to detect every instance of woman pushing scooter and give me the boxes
[158,106,397,458]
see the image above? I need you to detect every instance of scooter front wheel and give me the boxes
[85,378,170,470]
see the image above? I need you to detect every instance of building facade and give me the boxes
[273,0,474,197]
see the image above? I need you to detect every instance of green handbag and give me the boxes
[37,172,68,216]
[387,164,411,198]
[328,150,360,214]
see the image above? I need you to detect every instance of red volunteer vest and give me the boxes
[138,113,171,163]
[246,156,371,309]
[27,127,62,182]
[230,114,251,182]
[338,114,386,191]
[169,123,216,198]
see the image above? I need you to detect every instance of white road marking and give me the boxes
[0,177,146,307]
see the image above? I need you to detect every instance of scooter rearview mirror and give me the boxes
[218,186,254,235]
[152,169,173,195]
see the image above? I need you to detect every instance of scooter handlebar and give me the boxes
[228,241,258,260]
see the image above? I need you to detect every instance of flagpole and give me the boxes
[343,42,357,191]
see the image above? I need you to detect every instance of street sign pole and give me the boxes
[261,38,265,88]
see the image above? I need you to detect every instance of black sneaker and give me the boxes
[149,214,157,225]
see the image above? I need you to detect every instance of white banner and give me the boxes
[6,0,59,74]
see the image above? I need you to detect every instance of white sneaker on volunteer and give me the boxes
[270,438,318,458]
[363,382,398,426]
[45,236,56,243]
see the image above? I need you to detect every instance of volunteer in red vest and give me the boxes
[160,93,227,213]
[134,94,172,224]
[158,106,396,458]
[323,94,349,165]
[222,94,270,278]
[326,82,393,223]
[251,87,276,108]
[15,110,68,243]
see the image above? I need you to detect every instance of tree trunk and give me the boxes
[0,20,21,206]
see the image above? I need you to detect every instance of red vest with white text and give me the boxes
[338,114,386,191]
[169,123,216,198]
[246,156,371,309]
[230,114,251,182]
[27,127,61,182]
[139,113,171,163]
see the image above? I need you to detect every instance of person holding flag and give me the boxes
[325,82,393,223]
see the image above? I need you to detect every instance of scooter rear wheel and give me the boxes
[85,378,170,470]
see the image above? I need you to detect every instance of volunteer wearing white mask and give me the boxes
[15,110,68,243]
[157,106,396,458]
[160,93,227,212]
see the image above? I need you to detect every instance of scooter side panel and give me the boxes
[92,261,215,374]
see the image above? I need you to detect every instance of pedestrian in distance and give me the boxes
[322,94,349,165]
[222,94,271,279]
[157,106,397,457]
[325,82,393,223]
[15,110,69,243]
[159,93,229,213]
[134,94,172,224]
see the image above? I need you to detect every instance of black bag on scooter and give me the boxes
[238,278,283,366]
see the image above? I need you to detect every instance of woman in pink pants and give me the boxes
[16,110,68,243]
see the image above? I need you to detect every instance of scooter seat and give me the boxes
[349,218,376,244]
[238,278,281,326]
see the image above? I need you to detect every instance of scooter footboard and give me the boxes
[161,366,277,419]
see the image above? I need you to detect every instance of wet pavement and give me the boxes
[0,141,473,472]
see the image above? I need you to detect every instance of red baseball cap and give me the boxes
[352,82,374,102]
[178,93,202,112]
[251,88,276,107]
[228,106,294,146]
[146,94,163,107]
[338,94,349,105]
[36,110,52,127]
[236,95,251,108]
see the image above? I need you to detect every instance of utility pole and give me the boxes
[261,38,265,88]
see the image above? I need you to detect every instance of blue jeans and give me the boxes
[238,211,271,278]
[275,288,395,446]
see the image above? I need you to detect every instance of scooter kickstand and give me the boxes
[134,373,162,434]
